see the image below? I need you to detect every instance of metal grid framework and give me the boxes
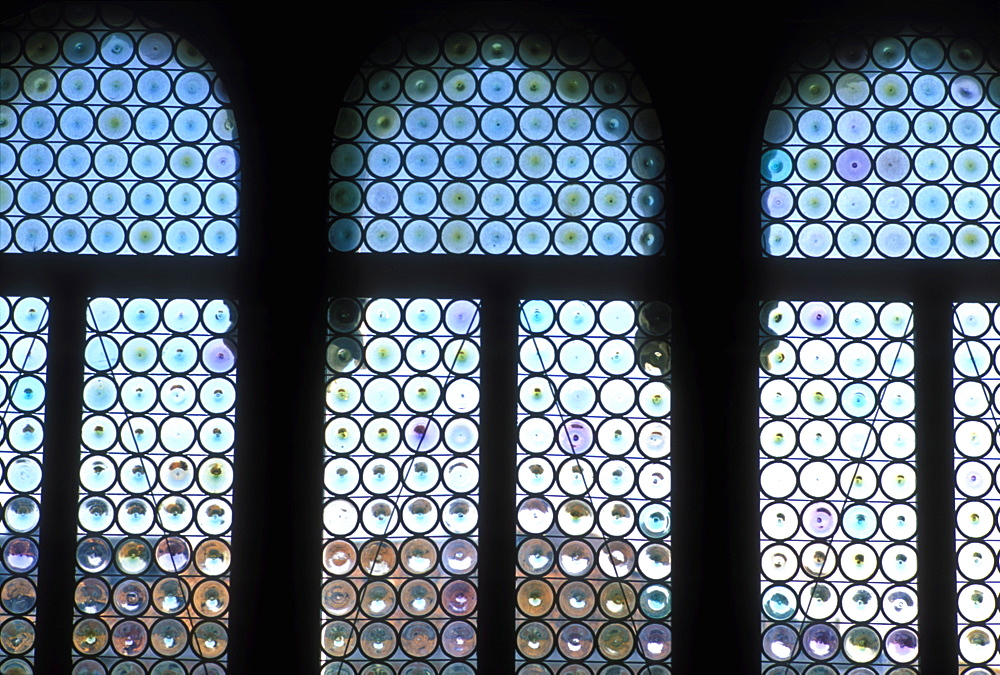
[0,4,240,254]
[0,297,47,670]
[74,297,236,674]
[954,302,1000,669]
[328,22,665,256]
[322,298,481,674]
[515,299,671,671]
[761,27,1000,259]
[758,301,917,671]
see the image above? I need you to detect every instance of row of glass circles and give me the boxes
[323,576,476,620]
[763,30,1000,259]
[763,621,917,665]
[515,619,670,663]
[762,181,1000,224]
[75,574,228,620]
[516,574,669,622]
[1,6,240,255]
[322,618,476,661]
[0,216,239,256]
[71,616,228,659]
[763,578,916,625]
[763,220,1000,260]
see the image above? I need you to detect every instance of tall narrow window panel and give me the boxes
[954,302,1000,669]
[76,297,236,673]
[0,4,240,254]
[322,298,480,673]
[761,27,1000,259]
[0,297,47,670]
[516,299,671,671]
[328,23,665,256]
[759,301,917,670]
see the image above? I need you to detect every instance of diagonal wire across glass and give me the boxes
[322,298,481,673]
[0,296,48,670]
[329,23,665,255]
[516,299,671,670]
[75,297,236,673]
[759,301,917,671]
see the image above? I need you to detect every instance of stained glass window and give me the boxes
[325,12,668,674]
[329,22,665,255]
[0,3,240,254]
[75,297,235,673]
[516,299,671,669]
[322,298,480,672]
[759,301,917,669]
[1,2,242,671]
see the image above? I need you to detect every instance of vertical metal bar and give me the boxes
[477,290,517,672]
[35,288,84,675]
[915,295,955,672]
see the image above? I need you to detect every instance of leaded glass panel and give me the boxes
[75,297,236,672]
[762,28,1000,259]
[759,301,917,670]
[954,302,1000,668]
[0,4,240,254]
[329,25,665,255]
[0,296,47,669]
[516,299,671,669]
[322,298,480,673]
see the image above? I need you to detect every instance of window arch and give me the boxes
[0,3,240,673]
[323,13,670,674]
[0,2,239,255]
[328,18,665,256]
[758,18,1000,673]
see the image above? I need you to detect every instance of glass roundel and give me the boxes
[759,301,917,671]
[762,26,1000,259]
[516,300,672,670]
[0,3,240,254]
[322,298,481,673]
[329,22,666,255]
[0,296,48,670]
[76,297,236,672]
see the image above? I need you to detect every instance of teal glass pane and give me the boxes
[0,296,47,669]
[0,4,240,254]
[759,301,917,671]
[516,300,671,669]
[75,298,236,672]
[762,29,1000,259]
[329,25,665,255]
[322,298,480,673]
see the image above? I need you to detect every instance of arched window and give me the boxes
[0,3,240,672]
[758,19,1000,672]
[323,12,669,673]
